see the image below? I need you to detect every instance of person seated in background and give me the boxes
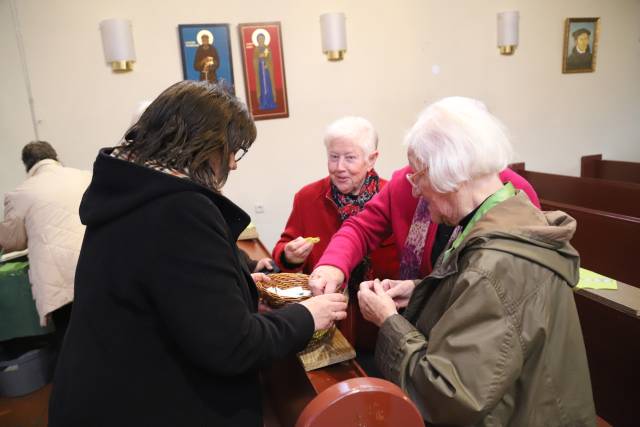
[48,81,347,427]
[272,117,399,351]
[309,104,540,295]
[356,96,596,426]
[272,116,399,285]
[0,141,91,348]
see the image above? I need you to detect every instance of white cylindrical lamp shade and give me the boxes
[497,11,519,55]
[99,18,136,71]
[320,13,346,61]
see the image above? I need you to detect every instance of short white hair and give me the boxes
[323,116,378,156]
[405,96,513,193]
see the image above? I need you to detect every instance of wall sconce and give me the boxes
[320,13,347,61]
[99,18,136,72]
[497,11,519,55]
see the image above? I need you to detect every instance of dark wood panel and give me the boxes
[582,154,640,184]
[522,170,640,218]
[575,293,640,427]
[540,200,640,288]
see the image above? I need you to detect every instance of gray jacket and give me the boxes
[376,192,596,426]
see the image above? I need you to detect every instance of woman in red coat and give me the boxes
[272,117,398,348]
[272,117,398,283]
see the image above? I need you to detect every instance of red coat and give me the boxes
[272,175,399,281]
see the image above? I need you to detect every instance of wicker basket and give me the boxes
[255,273,335,348]
[255,273,311,308]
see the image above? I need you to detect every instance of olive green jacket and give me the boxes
[376,192,596,426]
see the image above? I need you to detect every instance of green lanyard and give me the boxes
[443,182,516,261]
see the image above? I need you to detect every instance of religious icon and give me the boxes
[178,24,235,93]
[562,18,600,74]
[238,22,289,120]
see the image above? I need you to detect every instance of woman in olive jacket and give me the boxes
[49,81,346,427]
[358,97,596,426]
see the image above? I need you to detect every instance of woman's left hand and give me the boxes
[358,279,398,327]
[251,273,270,284]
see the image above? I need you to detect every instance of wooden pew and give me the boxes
[539,200,640,288]
[574,282,640,427]
[582,154,640,184]
[237,238,424,427]
[510,162,640,218]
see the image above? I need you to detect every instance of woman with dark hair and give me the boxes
[48,81,346,427]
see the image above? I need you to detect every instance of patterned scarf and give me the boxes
[330,170,380,221]
[110,146,190,180]
[399,198,461,279]
[399,198,431,279]
[329,170,380,290]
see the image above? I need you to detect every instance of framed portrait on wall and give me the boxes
[178,24,235,93]
[562,17,600,74]
[238,22,289,120]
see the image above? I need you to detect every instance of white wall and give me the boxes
[0,0,36,199]
[1,0,639,250]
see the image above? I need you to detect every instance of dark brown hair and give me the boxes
[22,141,58,172]
[120,81,256,191]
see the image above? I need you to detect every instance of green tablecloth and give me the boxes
[0,258,54,341]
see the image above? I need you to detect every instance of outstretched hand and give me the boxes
[309,265,345,296]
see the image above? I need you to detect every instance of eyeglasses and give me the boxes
[406,168,426,189]
[234,148,248,162]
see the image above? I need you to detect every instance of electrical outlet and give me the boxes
[254,203,264,214]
